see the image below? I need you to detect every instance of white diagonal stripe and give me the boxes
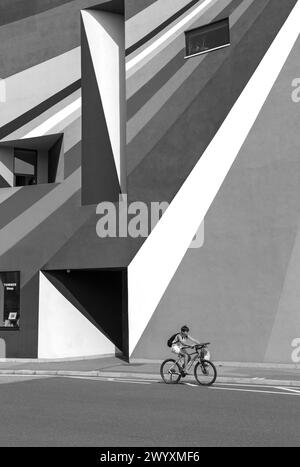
[0,161,13,186]
[126,0,215,72]
[22,98,81,139]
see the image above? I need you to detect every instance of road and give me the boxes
[0,375,299,447]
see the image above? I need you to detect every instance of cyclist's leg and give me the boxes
[180,349,189,370]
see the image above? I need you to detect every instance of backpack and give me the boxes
[167,333,179,348]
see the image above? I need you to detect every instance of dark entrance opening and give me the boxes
[43,269,128,358]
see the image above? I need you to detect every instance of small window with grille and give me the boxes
[185,18,230,59]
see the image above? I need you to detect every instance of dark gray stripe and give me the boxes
[0,190,84,279]
[0,0,75,27]
[127,0,241,120]
[0,80,81,141]
[126,0,264,173]
[64,141,81,178]
[125,0,201,56]
[125,0,158,20]
[0,184,58,231]
[128,0,295,206]
[91,0,124,14]
[0,174,10,188]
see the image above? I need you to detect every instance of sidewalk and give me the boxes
[0,356,300,387]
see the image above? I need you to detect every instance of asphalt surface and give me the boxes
[0,375,299,447]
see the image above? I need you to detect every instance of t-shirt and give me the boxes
[172,334,188,348]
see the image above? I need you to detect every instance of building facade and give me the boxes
[0,0,299,363]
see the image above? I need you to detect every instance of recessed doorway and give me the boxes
[14,148,38,187]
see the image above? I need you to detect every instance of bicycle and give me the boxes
[160,343,217,386]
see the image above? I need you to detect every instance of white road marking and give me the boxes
[210,386,300,396]
[215,382,296,389]
[117,380,152,385]
[0,374,53,378]
[67,375,153,385]
[275,386,300,395]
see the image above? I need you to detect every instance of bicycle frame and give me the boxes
[161,343,217,385]
[176,347,202,373]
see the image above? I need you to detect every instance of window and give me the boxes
[14,148,38,186]
[185,18,230,59]
[0,272,20,330]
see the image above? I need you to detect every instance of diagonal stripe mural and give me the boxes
[0,0,299,362]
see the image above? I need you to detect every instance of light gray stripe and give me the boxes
[126,0,227,99]
[0,48,80,128]
[127,0,256,163]
[0,187,21,205]
[2,89,81,141]
[0,0,110,79]
[126,0,217,79]
[0,168,81,257]
[126,0,206,51]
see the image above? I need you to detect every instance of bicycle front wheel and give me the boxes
[160,359,182,384]
[194,361,217,386]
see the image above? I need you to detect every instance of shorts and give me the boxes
[171,344,182,355]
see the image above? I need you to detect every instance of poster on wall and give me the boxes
[0,271,20,329]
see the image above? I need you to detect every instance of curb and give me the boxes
[0,353,119,364]
[0,369,300,387]
[131,359,300,370]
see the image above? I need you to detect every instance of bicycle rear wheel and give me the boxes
[194,361,217,386]
[160,359,182,384]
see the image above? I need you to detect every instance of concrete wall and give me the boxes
[131,27,300,364]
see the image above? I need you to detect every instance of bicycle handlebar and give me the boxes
[182,343,210,350]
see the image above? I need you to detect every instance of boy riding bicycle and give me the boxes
[171,325,200,376]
